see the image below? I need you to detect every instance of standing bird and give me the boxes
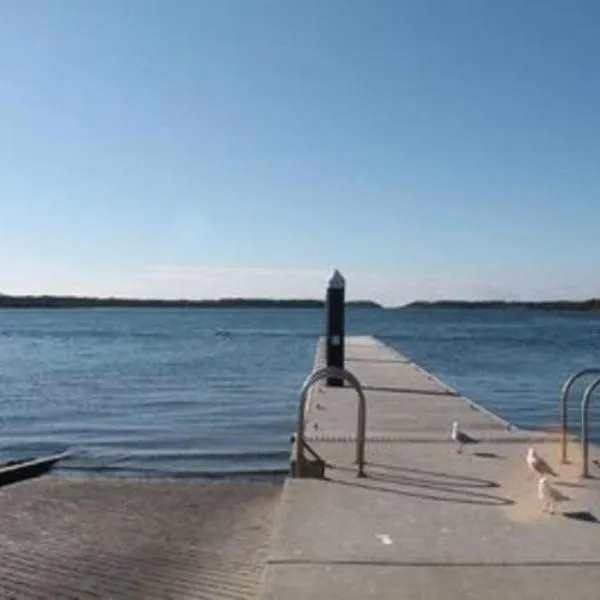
[526,447,558,478]
[451,421,479,454]
[538,476,570,514]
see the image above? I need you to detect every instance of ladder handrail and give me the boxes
[296,366,366,478]
[560,367,600,463]
[580,376,600,478]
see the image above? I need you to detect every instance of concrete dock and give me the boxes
[261,336,600,600]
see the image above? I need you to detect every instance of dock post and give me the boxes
[325,269,345,386]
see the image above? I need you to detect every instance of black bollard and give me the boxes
[325,269,345,386]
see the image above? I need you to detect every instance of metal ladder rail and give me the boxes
[295,365,367,478]
[560,368,600,464]
[580,376,600,478]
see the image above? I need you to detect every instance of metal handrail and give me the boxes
[580,376,600,478]
[296,366,366,478]
[560,368,600,463]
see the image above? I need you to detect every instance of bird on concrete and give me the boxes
[451,421,479,454]
[538,476,570,514]
[526,447,558,478]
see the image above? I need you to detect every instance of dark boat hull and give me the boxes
[0,452,69,487]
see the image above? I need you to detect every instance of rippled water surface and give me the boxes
[0,307,598,478]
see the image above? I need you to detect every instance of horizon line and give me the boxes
[0,293,599,310]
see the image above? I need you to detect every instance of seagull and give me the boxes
[538,476,570,514]
[526,447,558,478]
[451,421,479,453]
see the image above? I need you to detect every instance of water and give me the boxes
[0,307,598,479]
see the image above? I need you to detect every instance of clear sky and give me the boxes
[1,0,599,306]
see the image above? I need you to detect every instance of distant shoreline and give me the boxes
[2,295,599,311]
[0,295,382,309]
[402,299,600,311]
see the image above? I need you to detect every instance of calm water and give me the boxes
[0,308,599,479]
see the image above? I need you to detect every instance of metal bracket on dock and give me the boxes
[580,376,600,478]
[560,368,600,464]
[293,366,367,479]
[290,436,326,478]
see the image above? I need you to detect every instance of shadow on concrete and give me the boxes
[365,462,500,488]
[324,474,514,507]
[562,511,599,523]
[361,385,459,397]
[268,557,600,567]
[473,451,505,460]
[556,481,589,489]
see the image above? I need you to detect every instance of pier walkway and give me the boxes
[261,336,600,600]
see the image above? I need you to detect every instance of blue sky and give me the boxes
[1,0,599,305]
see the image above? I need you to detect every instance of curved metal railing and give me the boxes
[295,365,366,478]
[560,368,600,463]
[580,376,600,478]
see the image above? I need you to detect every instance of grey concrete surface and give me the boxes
[0,477,281,599]
[261,336,600,600]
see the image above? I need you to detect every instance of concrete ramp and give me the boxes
[0,478,280,599]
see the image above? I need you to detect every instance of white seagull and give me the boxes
[526,447,558,478]
[451,421,479,454]
[538,476,570,514]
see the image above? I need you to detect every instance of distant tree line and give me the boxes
[0,295,382,309]
[403,299,600,311]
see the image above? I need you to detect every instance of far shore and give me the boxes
[0,295,382,309]
[1,295,599,311]
[402,299,600,311]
